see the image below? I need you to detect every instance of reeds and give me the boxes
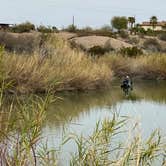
[65,113,166,166]
[0,83,166,165]
[100,53,166,79]
[0,89,57,165]
[0,37,112,94]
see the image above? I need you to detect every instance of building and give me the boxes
[0,23,13,30]
[140,21,166,31]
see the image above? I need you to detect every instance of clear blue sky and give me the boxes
[0,0,166,28]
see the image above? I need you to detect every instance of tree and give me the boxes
[150,16,158,31]
[111,16,128,32]
[128,17,135,34]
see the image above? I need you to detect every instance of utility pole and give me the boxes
[72,16,75,26]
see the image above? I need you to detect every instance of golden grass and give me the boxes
[100,53,166,79]
[1,37,112,94]
[1,35,166,94]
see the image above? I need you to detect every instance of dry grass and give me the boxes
[1,37,112,94]
[100,53,166,79]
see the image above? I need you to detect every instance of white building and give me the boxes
[140,21,166,31]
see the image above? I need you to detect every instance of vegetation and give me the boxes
[0,87,57,165]
[128,17,135,34]
[119,30,129,39]
[0,36,112,94]
[111,16,128,32]
[0,86,165,165]
[158,32,166,41]
[0,31,41,53]
[0,33,166,94]
[100,53,166,79]
[88,46,110,55]
[11,21,35,33]
[65,24,77,32]
[143,38,161,52]
[37,25,58,33]
[67,114,166,166]
[150,16,158,32]
[119,47,143,57]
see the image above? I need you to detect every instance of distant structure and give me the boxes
[140,21,166,31]
[0,23,13,30]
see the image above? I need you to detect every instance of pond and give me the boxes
[42,80,166,165]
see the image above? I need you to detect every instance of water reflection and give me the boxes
[42,81,166,164]
[45,80,166,126]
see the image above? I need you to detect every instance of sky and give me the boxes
[0,0,166,28]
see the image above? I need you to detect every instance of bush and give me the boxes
[128,37,140,45]
[65,24,77,32]
[37,25,58,33]
[158,32,166,41]
[119,30,129,39]
[88,46,110,55]
[143,38,161,52]
[119,46,143,57]
[11,22,35,33]
[0,31,41,53]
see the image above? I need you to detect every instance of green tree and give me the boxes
[150,16,158,31]
[111,16,128,32]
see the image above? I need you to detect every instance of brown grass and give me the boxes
[1,37,112,94]
[100,53,166,79]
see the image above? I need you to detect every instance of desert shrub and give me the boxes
[0,31,41,53]
[158,32,166,41]
[88,46,110,55]
[100,25,112,32]
[146,28,153,35]
[37,25,58,33]
[11,22,35,33]
[137,28,146,37]
[119,30,129,39]
[143,38,161,52]
[81,26,93,32]
[65,24,77,32]
[119,46,143,57]
[128,37,140,44]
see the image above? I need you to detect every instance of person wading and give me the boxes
[121,75,133,96]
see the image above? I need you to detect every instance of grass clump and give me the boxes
[0,84,58,166]
[37,25,58,33]
[143,38,162,52]
[119,47,143,57]
[64,113,166,165]
[100,53,166,79]
[0,31,41,53]
[158,32,166,41]
[11,21,35,33]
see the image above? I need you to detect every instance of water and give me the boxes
[42,80,166,164]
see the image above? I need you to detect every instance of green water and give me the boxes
[41,80,166,164]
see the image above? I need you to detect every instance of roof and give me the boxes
[141,21,166,26]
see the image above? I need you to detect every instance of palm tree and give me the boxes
[128,17,135,34]
[150,16,158,31]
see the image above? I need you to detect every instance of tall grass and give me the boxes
[100,53,166,79]
[0,83,166,165]
[1,36,112,94]
[65,113,166,166]
[0,87,57,165]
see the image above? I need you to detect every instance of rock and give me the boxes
[56,32,77,40]
[70,35,132,51]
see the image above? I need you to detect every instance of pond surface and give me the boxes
[42,80,166,165]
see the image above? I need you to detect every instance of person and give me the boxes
[121,75,133,90]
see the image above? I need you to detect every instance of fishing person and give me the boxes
[121,75,133,95]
